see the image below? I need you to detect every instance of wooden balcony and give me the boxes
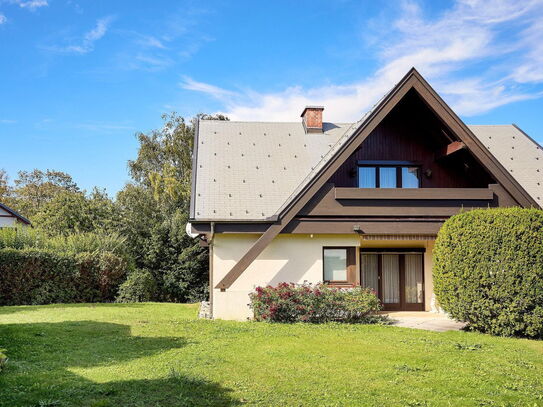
[334,187,494,201]
[297,184,513,218]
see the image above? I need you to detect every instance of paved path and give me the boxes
[381,312,467,332]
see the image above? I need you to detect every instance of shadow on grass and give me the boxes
[0,320,240,407]
[0,302,156,315]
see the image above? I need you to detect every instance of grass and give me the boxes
[0,304,542,407]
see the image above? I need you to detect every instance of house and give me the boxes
[0,202,31,227]
[189,68,543,320]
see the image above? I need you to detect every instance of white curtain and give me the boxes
[380,167,397,188]
[382,254,400,303]
[361,254,379,295]
[405,254,423,303]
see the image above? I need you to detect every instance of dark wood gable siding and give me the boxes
[329,90,495,188]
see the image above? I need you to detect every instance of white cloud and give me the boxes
[0,119,16,124]
[3,0,48,10]
[0,14,6,24]
[16,0,47,10]
[46,16,114,54]
[181,77,238,99]
[136,35,166,49]
[182,0,543,121]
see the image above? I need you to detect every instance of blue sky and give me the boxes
[1,0,543,195]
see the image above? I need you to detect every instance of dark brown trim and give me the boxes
[335,187,494,200]
[360,248,425,253]
[357,160,420,166]
[322,246,356,285]
[284,219,444,235]
[191,222,273,234]
[436,141,466,160]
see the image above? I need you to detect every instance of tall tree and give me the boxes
[0,169,12,205]
[13,169,79,218]
[118,112,227,302]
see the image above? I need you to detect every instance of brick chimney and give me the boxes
[301,106,324,133]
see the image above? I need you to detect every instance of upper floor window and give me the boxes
[358,162,420,188]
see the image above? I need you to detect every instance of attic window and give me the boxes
[357,162,420,188]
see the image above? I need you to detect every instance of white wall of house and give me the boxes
[0,207,17,227]
[211,233,435,320]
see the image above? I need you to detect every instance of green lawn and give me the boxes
[1,304,542,407]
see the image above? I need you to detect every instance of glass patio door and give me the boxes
[381,254,401,309]
[360,251,424,311]
[405,254,424,306]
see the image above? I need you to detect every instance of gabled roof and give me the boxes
[190,68,542,289]
[0,202,31,225]
[191,70,541,224]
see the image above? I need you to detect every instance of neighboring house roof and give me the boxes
[192,120,543,222]
[0,202,31,225]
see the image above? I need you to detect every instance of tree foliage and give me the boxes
[9,169,79,218]
[1,112,222,304]
[33,188,118,236]
[117,112,225,302]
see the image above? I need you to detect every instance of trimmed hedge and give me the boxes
[433,207,543,338]
[249,283,381,323]
[0,248,128,305]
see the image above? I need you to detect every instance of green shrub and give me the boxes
[0,249,78,305]
[0,227,130,260]
[0,248,129,305]
[0,227,45,250]
[433,207,543,338]
[249,283,381,323]
[74,251,129,302]
[116,269,157,303]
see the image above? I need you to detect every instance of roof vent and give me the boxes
[301,106,324,133]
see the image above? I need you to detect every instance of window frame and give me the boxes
[357,161,421,189]
[322,246,356,286]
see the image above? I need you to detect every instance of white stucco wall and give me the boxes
[211,234,435,320]
[0,207,17,227]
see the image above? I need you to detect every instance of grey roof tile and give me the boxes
[193,121,542,221]
[468,125,543,207]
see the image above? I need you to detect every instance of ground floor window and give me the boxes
[360,249,424,311]
[323,247,356,285]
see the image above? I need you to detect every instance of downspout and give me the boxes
[208,222,215,318]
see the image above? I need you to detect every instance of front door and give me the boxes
[360,250,424,311]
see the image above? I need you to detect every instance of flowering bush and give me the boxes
[249,283,381,323]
